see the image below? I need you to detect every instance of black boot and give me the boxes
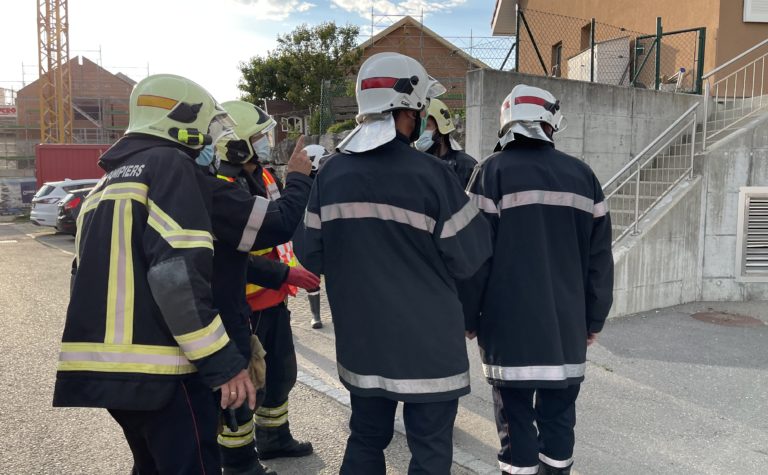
[538,462,571,475]
[308,291,322,329]
[222,458,277,475]
[256,423,314,460]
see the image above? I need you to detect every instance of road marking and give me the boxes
[0,240,18,244]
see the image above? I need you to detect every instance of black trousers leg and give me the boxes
[108,378,220,475]
[402,399,459,475]
[493,386,539,474]
[340,394,398,475]
[252,303,297,429]
[218,403,258,469]
[535,385,580,469]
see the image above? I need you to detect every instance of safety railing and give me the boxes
[603,102,699,244]
[702,38,768,149]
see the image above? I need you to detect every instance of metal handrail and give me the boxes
[702,38,768,80]
[603,102,699,189]
[702,39,768,149]
[603,105,698,244]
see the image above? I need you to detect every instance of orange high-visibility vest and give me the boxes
[245,169,298,312]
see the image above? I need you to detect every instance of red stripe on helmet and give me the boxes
[514,95,549,107]
[361,77,399,90]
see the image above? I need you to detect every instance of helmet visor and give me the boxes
[426,76,447,99]
[250,120,277,148]
[209,113,238,146]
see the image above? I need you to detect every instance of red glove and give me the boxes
[285,266,321,290]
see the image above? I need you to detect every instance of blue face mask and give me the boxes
[195,144,215,167]
[414,129,436,152]
[252,136,273,164]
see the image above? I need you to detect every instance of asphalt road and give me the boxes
[2,221,767,474]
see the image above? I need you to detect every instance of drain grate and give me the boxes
[691,311,766,327]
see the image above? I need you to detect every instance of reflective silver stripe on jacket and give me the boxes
[593,200,608,218]
[440,201,480,238]
[320,202,436,234]
[468,192,498,215]
[304,210,322,230]
[499,461,539,474]
[483,363,586,381]
[238,197,270,252]
[499,190,597,216]
[338,363,469,395]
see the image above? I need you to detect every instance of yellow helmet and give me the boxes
[217,100,277,164]
[426,98,455,135]
[125,74,235,149]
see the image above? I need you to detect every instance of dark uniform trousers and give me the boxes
[250,302,297,421]
[493,385,581,471]
[108,377,220,475]
[340,394,459,475]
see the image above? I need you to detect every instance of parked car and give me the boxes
[55,187,94,235]
[30,178,100,227]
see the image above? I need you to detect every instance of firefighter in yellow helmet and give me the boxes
[414,97,477,188]
[53,74,312,474]
[219,100,319,469]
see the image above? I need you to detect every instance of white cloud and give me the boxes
[235,0,317,20]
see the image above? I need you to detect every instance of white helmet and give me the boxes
[303,144,328,172]
[355,52,446,121]
[496,85,565,150]
[499,84,563,135]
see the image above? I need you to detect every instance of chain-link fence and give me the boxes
[517,8,705,93]
[634,27,706,93]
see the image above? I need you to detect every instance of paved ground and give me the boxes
[2,221,767,474]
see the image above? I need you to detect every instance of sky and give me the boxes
[0,0,494,101]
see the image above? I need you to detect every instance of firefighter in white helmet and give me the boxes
[467,84,614,475]
[301,144,329,330]
[297,52,493,473]
[414,97,477,188]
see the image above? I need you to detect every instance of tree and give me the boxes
[238,22,361,109]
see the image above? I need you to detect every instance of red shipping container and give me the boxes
[35,144,110,188]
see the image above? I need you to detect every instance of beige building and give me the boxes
[492,0,768,88]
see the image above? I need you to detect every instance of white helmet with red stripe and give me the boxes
[337,53,446,154]
[499,84,563,136]
[355,52,446,120]
[496,85,565,150]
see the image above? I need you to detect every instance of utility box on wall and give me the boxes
[567,36,631,85]
[35,144,108,188]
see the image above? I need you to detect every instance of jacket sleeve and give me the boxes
[467,158,500,239]
[433,166,493,281]
[456,153,478,190]
[585,174,614,333]
[456,260,491,332]
[209,172,313,252]
[143,155,246,389]
[246,254,290,290]
[295,178,323,276]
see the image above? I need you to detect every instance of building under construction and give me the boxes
[0,56,133,176]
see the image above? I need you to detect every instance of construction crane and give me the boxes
[37,0,73,143]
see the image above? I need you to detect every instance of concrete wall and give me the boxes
[610,178,703,317]
[699,113,768,300]
[466,69,700,181]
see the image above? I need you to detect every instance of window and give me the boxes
[551,42,563,77]
[736,187,768,281]
[580,23,592,51]
[744,0,768,22]
[280,116,303,133]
